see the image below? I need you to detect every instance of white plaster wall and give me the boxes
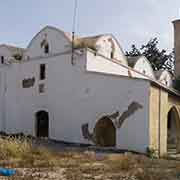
[133,56,155,79]
[86,50,151,81]
[0,69,3,131]
[116,80,150,153]
[0,46,12,65]
[5,61,50,135]
[95,35,128,65]
[3,49,150,153]
[158,70,172,87]
[0,46,11,56]
[25,26,71,59]
[0,66,7,132]
[86,51,129,76]
[48,52,150,153]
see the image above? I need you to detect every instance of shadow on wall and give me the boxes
[81,102,143,147]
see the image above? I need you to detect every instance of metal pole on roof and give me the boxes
[71,0,78,65]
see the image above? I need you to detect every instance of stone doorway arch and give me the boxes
[36,111,49,138]
[94,116,116,147]
[167,106,180,153]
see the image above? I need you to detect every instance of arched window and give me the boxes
[108,38,115,60]
[40,64,46,80]
[165,80,168,86]
[44,43,49,54]
[110,51,114,59]
[40,34,50,54]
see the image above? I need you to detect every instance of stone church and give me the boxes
[0,19,180,156]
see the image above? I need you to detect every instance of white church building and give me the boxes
[0,21,180,156]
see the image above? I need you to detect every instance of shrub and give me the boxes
[146,147,159,159]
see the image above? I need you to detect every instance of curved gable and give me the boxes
[95,34,128,65]
[156,70,172,87]
[133,56,155,79]
[0,45,11,65]
[0,45,24,64]
[0,45,12,57]
[26,26,71,58]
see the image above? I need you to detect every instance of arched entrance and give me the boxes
[36,111,49,138]
[94,116,116,147]
[167,107,180,153]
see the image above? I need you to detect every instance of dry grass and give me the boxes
[0,137,180,179]
[0,137,58,168]
[0,137,32,159]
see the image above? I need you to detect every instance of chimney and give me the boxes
[173,20,180,78]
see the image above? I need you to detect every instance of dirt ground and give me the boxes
[1,150,180,180]
[0,137,180,180]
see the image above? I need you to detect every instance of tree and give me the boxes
[126,44,141,57]
[126,38,174,74]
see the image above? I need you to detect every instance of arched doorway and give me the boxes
[36,111,49,138]
[94,116,116,147]
[167,107,180,153]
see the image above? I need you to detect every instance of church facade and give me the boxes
[0,20,180,156]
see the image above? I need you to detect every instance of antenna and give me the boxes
[71,0,78,65]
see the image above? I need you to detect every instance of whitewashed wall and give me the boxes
[0,69,3,131]
[25,26,71,59]
[86,50,129,76]
[0,66,7,132]
[95,35,128,65]
[86,50,153,82]
[158,70,172,87]
[133,56,155,79]
[2,50,150,153]
[0,46,12,65]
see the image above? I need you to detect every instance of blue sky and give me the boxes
[0,0,179,52]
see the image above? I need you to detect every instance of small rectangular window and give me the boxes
[1,56,4,64]
[39,84,45,93]
[40,64,46,80]
[110,51,114,59]
[44,44,49,54]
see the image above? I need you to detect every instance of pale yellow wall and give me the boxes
[159,90,168,156]
[168,95,180,109]
[173,20,180,78]
[149,85,169,156]
[149,85,180,156]
[149,86,160,152]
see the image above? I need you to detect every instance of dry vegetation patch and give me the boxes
[0,137,59,168]
[0,137,180,179]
